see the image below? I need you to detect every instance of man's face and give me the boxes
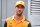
[15,4,25,15]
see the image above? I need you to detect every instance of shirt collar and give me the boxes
[12,16,25,22]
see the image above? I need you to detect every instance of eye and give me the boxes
[21,7,25,9]
[16,6,19,8]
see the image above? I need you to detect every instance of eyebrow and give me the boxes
[16,6,25,8]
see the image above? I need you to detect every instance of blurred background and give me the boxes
[0,0,40,27]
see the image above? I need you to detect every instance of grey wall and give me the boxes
[0,0,28,27]
[0,0,1,27]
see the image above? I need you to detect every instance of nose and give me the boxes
[19,8,21,10]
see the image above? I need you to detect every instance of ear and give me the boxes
[23,7,25,11]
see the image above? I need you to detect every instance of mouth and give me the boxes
[18,10,21,12]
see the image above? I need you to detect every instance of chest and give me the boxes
[7,20,29,27]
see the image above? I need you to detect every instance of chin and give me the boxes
[18,13,21,15]
[17,12,22,15]
[18,13,22,15]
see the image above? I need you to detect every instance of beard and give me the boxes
[16,12,23,16]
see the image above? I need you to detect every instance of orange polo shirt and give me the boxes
[5,16,30,27]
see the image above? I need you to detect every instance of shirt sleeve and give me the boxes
[28,23,32,27]
[4,21,7,27]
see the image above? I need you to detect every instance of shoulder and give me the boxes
[6,17,12,22]
[25,19,30,22]
[6,16,14,22]
[25,19,31,24]
[25,19,32,27]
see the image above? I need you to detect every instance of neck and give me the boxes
[16,13,22,16]
[14,13,23,21]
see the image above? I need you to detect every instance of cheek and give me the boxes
[15,8,18,11]
[21,9,24,12]
[16,9,18,11]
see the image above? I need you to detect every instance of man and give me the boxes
[4,1,32,27]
